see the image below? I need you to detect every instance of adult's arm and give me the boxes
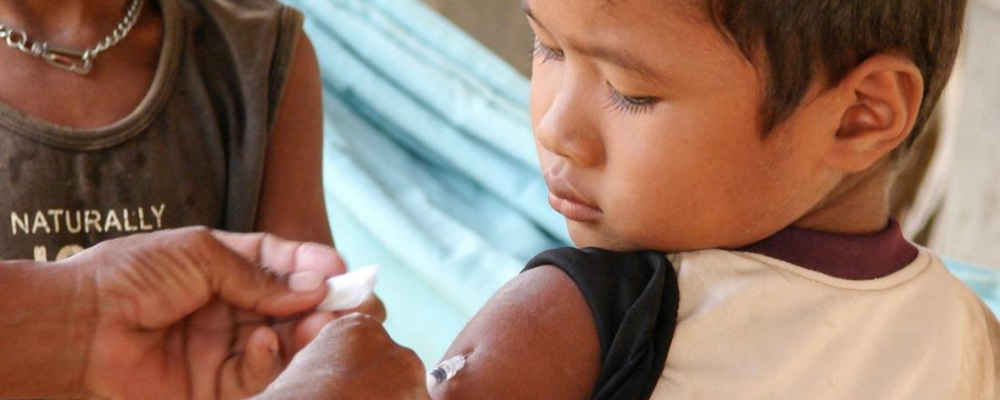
[0,227,344,399]
[0,257,96,396]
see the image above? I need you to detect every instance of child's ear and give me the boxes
[825,53,924,172]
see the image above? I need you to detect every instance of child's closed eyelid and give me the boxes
[531,39,565,63]
[605,85,659,115]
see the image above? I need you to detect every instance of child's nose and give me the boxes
[534,86,605,167]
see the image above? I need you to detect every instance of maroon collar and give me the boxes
[737,219,919,280]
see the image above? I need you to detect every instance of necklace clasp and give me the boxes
[0,0,141,75]
[42,47,92,75]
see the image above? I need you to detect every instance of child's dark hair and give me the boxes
[704,0,967,151]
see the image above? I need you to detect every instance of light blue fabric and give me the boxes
[282,0,1000,365]
[281,0,571,364]
[945,259,1000,316]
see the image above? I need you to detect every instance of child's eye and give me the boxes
[605,85,658,115]
[532,39,565,64]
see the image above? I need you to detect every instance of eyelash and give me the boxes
[605,87,658,115]
[531,40,564,64]
[532,39,658,115]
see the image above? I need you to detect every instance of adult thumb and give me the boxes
[198,229,343,317]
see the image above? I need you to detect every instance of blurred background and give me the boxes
[289,0,1000,365]
[422,0,532,76]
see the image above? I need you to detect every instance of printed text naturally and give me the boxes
[10,204,166,235]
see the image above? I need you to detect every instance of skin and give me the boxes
[0,227,346,399]
[0,0,162,128]
[526,0,922,252]
[255,29,333,245]
[437,0,924,397]
[0,0,332,246]
[254,313,429,400]
[435,267,600,399]
[0,227,403,399]
[0,3,398,396]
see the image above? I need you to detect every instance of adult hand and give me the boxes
[254,313,430,400]
[79,227,349,399]
[0,227,346,399]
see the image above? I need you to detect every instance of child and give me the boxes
[0,0,331,261]
[433,0,1000,398]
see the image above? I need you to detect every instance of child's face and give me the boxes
[528,0,843,251]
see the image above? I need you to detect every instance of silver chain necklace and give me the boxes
[0,0,144,75]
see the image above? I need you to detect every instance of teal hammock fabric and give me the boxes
[282,0,571,363]
[947,259,1000,315]
[282,0,1000,363]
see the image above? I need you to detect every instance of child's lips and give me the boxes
[548,193,603,222]
[545,178,602,222]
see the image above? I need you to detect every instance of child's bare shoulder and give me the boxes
[434,265,600,399]
[433,248,680,399]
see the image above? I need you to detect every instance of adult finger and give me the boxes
[211,230,346,279]
[271,311,339,357]
[175,228,329,317]
[253,313,431,400]
[332,294,387,323]
[186,299,235,400]
[64,227,327,328]
[219,326,282,400]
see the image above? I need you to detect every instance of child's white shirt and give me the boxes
[651,249,1000,399]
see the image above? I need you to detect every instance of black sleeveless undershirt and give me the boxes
[524,247,680,400]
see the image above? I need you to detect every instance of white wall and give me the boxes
[929,0,1000,267]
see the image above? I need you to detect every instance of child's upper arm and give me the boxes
[432,265,601,399]
[255,33,332,245]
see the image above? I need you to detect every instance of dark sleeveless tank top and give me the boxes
[525,248,680,400]
[0,0,303,261]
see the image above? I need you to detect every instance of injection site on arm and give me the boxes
[430,266,599,399]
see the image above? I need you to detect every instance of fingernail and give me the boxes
[298,243,345,274]
[289,270,325,292]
